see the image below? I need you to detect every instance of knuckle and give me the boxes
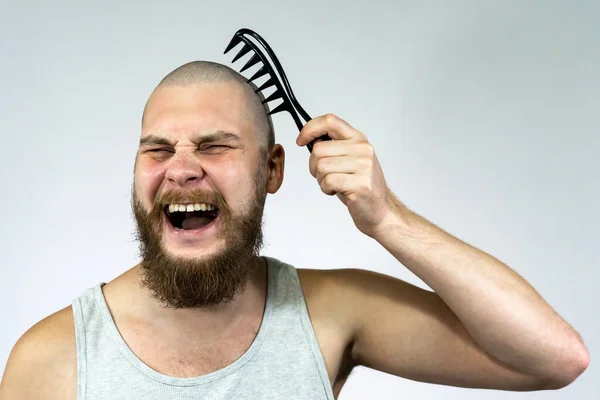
[362,142,374,154]
[320,178,330,192]
[317,169,325,182]
[309,159,318,176]
[316,157,326,171]
[312,142,323,157]
[324,174,336,188]
[324,113,337,124]
[360,157,372,169]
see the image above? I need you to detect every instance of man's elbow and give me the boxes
[543,342,590,390]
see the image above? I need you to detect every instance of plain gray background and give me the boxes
[1,0,598,398]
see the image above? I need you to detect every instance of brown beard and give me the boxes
[131,166,267,310]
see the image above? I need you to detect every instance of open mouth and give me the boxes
[164,203,220,230]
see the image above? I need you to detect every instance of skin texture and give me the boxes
[1,76,590,399]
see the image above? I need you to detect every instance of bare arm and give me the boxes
[296,113,589,390]
[0,307,77,400]
[347,203,589,389]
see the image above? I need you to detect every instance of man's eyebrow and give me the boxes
[198,131,242,144]
[139,131,241,146]
[139,135,173,146]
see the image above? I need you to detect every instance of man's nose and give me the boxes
[165,157,205,187]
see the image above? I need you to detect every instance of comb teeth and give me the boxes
[224,35,242,54]
[268,102,288,115]
[255,77,276,92]
[231,43,252,63]
[240,53,262,72]
[225,29,317,139]
[247,67,269,83]
[262,90,282,104]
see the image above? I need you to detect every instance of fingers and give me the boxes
[318,173,372,197]
[309,141,374,177]
[299,114,377,198]
[296,113,366,147]
[319,173,349,196]
[312,156,374,195]
[311,156,359,181]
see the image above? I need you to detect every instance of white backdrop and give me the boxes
[1,1,598,398]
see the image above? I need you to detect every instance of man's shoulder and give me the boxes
[1,306,77,400]
[296,267,379,299]
[296,267,377,322]
[6,305,77,367]
[295,267,382,386]
[296,266,411,329]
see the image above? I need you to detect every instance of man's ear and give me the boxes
[266,144,285,194]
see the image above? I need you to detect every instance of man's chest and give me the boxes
[117,320,346,381]
[107,268,353,391]
[117,320,262,377]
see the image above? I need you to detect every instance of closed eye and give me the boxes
[143,145,231,155]
[200,145,231,151]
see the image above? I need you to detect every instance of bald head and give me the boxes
[142,61,274,150]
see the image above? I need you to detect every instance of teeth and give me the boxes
[167,203,216,213]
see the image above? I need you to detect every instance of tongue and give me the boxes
[182,216,213,230]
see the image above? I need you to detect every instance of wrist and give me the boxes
[370,192,415,242]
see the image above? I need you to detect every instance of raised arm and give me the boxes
[296,113,589,390]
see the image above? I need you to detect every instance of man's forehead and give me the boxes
[147,82,247,110]
[142,84,256,132]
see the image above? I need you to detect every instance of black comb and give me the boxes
[224,28,331,153]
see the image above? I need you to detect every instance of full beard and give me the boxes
[131,170,267,310]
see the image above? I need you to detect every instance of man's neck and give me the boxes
[103,256,268,343]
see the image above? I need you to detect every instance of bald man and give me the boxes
[0,61,589,399]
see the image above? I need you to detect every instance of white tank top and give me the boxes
[72,256,335,399]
